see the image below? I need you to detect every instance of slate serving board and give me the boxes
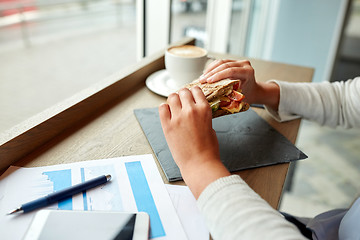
[134,108,307,182]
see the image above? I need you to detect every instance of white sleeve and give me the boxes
[264,77,360,128]
[197,175,307,240]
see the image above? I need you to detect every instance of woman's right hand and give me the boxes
[159,87,230,198]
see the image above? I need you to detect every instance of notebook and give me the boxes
[134,107,307,182]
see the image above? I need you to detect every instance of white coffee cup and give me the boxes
[165,45,209,90]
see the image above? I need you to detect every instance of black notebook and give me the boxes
[134,107,307,182]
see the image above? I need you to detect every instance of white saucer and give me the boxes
[145,69,180,97]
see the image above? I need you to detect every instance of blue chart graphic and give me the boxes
[42,165,123,212]
[125,161,165,239]
[80,168,88,210]
[43,169,73,210]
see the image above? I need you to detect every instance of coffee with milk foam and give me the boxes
[168,45,206,58]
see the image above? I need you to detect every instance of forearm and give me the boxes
[179,156,230,199]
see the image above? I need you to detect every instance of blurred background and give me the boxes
[1,0,359,218]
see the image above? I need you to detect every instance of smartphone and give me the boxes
[23,210,149,240]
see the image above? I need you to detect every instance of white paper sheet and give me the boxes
[0,155,187,240]
[166,184,209,240]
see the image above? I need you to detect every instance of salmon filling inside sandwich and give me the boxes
[184,79,250,118]
[210,83,247,112]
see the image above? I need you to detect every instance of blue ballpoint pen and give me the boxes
[7,174,111,215]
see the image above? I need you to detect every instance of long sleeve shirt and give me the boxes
[266,77,360,128]
[197,77,360,240]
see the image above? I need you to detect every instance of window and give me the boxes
[170,0,207,47]
[0,0,137,132]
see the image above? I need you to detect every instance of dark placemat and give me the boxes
[134,108,307,182]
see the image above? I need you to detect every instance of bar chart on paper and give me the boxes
[43,163,165,238]
[42,165,123,212]
[0,155,186,240]
[126,161,165,238]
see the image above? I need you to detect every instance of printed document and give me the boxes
[0,154,187,240]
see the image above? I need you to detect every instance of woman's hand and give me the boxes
[199,59,280,111]
[199,60,258,103]
[200,59,254,84]
[159,87,230,198]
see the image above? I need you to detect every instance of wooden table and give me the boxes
[0,38,314,210]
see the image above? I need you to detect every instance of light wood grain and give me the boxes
[0,39,313,210]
